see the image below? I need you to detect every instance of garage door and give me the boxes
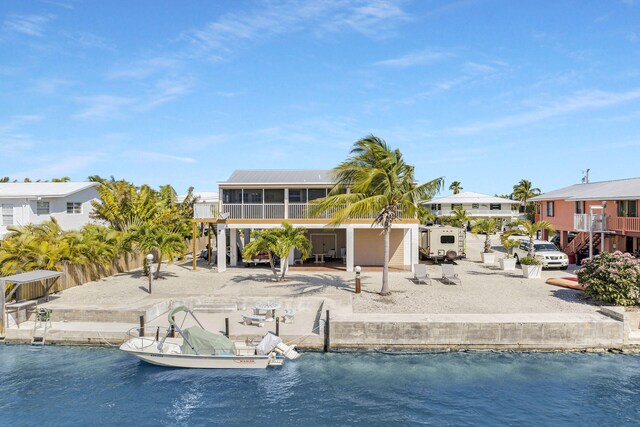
[354,229,405,266]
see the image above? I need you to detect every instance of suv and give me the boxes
[512,239,569,270]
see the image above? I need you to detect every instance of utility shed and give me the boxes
[0,270,63,336]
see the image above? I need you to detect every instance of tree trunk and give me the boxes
[280,256,287,281]
[528,236,534,258]
[484,233,491,253]
[154,253,162,280]
[380,226,391,296]
[268,253,279,281]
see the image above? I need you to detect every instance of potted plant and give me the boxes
[471,218,500,264]
[520,256,543,278]
[499,238,519,271]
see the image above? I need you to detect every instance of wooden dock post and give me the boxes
[324,309,330,352]
[275,317,280,336]
[225,317,230,338]
[139,315,145,337]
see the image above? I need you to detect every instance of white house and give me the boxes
[0,182,100,237]
[177,191,218,204]
[424,191,522,226]
[192,170,420,273]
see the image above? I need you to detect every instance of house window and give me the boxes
[308,188,327,201]
[619,200,638,217]
[546,201,554,217]
[37,201,50,215]
[222,189,242,204]
[451,203,462,209]
[471,203,479,209]
[243,189,263,204]
[288,189,307,203]
[67,202,82,214]
[489,203,501,211]
[264,189,284,203]
[575,201,585,214]
[2,204,13,226]
[432,204,442,211]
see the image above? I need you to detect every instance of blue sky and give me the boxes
[1,0,640,196]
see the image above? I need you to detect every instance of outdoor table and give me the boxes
[254,302,281,322]
[313,253,327,263]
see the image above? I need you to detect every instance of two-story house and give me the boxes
[423,192,522,228]
[192,170,421,273]
[531,177,640,256]
[0,182,100,237]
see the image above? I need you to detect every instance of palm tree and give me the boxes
[513,180,541,222]
[449,181,463,194]
[311,135,443,295]
[243,223,311,281]
[124,224,186,278]
[507,219,555,258]
[441,206,471,228]
[471,218,501,253]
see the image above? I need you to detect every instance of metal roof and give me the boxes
[0,182,99,198]
[222,170,335,184]
[531,177,640,201]
[0,270,63,284]
[425,192,520,205]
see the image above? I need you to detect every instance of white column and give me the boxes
[288,247,295,266]
[229,228,237,267]
[216,223,227,273]
[410,225,419,271]
[284,188,289,219]
[346,227,354,272]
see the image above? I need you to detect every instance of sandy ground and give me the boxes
[42,234,602,315]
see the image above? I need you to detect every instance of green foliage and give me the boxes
[519,256,543,265]
[91,179,196,236]
[512,179,540,222]
[500,237,520,259]
[439,206,470,228]
[311,135,443,295]
[471,218,500,253]
[242,223,311,281]
[0,219,122,276]
[449,181,463,194]
[577,251,640,306]
[505,219,555,257]
[123,223,187,279]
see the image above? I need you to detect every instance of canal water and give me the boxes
[1,345,639,426]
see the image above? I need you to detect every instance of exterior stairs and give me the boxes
[564,231,600,255]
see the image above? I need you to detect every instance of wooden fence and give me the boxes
[15,236,208,301]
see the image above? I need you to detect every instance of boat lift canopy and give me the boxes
[0,270,63,336]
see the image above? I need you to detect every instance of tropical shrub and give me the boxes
[577,251,640,306]
[519,256,543,266]
[500,237,519,259]
[471,218,500,253]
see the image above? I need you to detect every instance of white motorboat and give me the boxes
[120,306,299,369]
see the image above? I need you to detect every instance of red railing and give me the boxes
[609,217,640,233]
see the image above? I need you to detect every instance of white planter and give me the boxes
[481,252,496,264]
[499,257,517,271]
[521,264,542,279]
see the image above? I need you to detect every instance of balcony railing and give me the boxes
[574,213,607,232]
[432,209,521,217]
[193,202,407,220]
[609,216,640,233]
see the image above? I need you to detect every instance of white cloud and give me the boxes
[375,50,452,67]
[137,77,194,110]
[447,89,640,136]
[108,57,180,79]
[3,14,53,37]
[31,78,75,95]
[62,31,116,51]
[11,153,103,180]
[131,151,196,164]
[73,95,136,120]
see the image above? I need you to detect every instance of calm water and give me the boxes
[2,346,640,426]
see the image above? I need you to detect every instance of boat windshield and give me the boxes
[534,244,558,252]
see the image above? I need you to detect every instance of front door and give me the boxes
[311,234,336,255]
[626,236,634,253]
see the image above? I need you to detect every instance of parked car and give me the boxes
[550,232,576,249]
[512,239,569,270]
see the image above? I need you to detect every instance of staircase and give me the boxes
[564,232,600,255]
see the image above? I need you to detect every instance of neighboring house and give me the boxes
[0,182,100,237]
[193,169,420,273]
[177,191,218,204]
[531,177,640,255]
[424,192,522,227]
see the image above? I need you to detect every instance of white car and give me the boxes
[512,239,569,270]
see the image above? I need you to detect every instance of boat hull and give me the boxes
[120,338,278,369]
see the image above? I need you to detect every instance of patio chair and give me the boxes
[441,264,462,285]
[413,264,431,285]
[282,308,296,324]
[327,249,336,260]
[340,248,346,264]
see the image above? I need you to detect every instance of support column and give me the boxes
[346,227,354,272]
[0,280,5,337]
[284,188,289,219]
[207,224,212,265]
[192,221,197,271]
[560,230,569,250]
[410,225,419,271]
[217,223,227,273]
[230,228,238,267]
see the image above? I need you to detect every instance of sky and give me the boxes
[1,0,640,197]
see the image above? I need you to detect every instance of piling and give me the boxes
[275,317,280,336]
[324,309,330,352]
[225,317,230,338]
[139,315,145,337]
